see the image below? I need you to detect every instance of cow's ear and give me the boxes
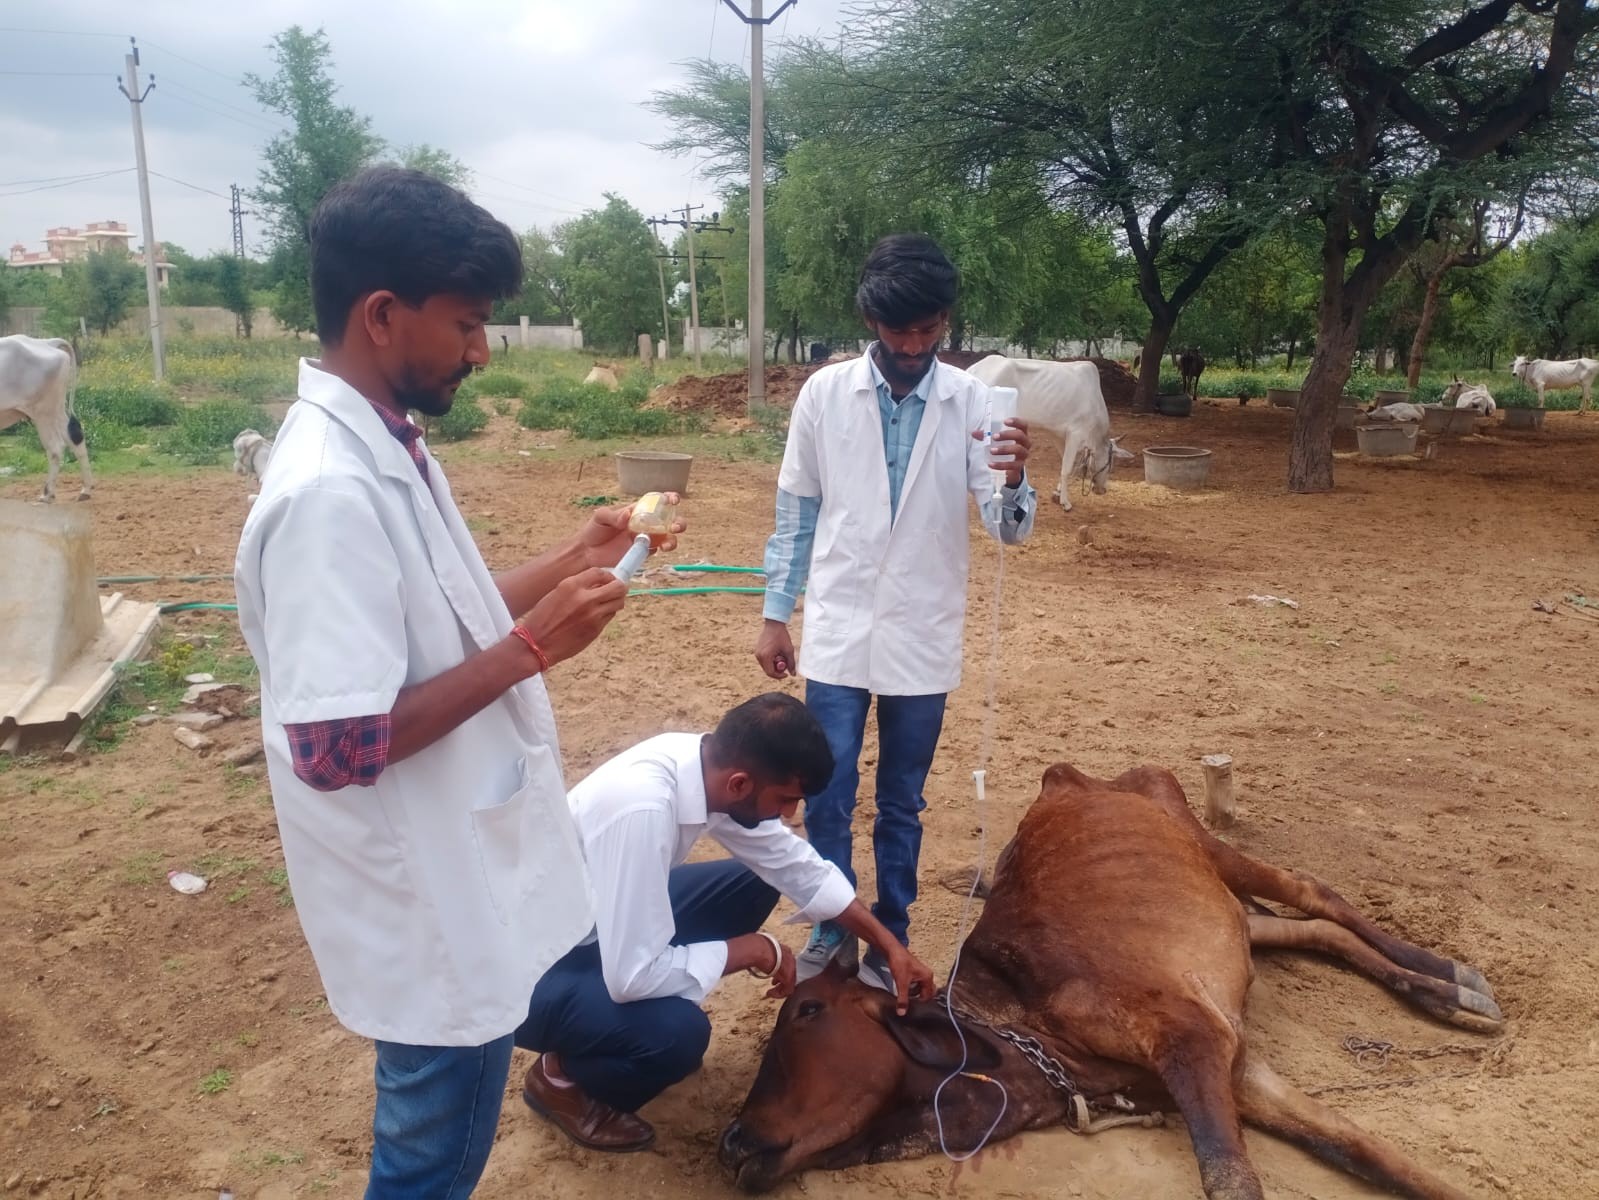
[884,1004,1004,1073]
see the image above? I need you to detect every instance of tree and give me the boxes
[785,0,1291,408]
[492,227,570,325]
[1493,211,1599,357]
[1403,201,1524,386]
[216,255,255,338]
[247,26,384,333]
[558,196,663,352]
[1261,0,1599,491]
[1176,228,1321,368]
[52,250,144,336]
[393,144,472,189]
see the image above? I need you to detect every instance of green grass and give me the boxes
[85,625,258,752]
[121,851,165,886]
[198,1068,233,1096]
[426,393,489,442]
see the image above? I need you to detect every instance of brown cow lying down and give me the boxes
[721,763,1500,1200]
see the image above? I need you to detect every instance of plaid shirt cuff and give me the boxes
[285,715,393,791]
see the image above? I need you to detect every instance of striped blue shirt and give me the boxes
[762,349,1035,622]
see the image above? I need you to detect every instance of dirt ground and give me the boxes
[3,398,1598,1200]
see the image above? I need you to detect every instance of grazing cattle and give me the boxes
[232,429,274,481]
[967,356,1134,511]
[0,333,92,501]
[583,364,621,391]
[722,762,1497,1200]
[1173,346,1206,399]
[1509,355,1598,413]
[1440,378,1497,416]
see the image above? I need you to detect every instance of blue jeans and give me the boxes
[514,859,779,1112]
[804,680,948,945]
[366,1034,513,1198]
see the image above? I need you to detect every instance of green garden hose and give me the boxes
[154,586,781,616]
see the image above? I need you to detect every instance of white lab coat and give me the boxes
[779,355,1010,696]
[234,360,593,1046]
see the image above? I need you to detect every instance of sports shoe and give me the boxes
[795,920,858,982]
[858,945,895,995]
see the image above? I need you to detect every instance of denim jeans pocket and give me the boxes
[377,1040,451,1077]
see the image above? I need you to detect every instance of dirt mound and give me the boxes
[1067,356,1140,408]
[650,364,821,418]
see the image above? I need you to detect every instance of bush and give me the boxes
[74,380,180,427]
[428,394,489,441]
[468,368,529,398]
[517,376,685,439]
[159,399,276,464]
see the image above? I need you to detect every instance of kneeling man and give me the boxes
[516,692,935,1151]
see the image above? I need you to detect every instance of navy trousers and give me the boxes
[514,859,778,1112]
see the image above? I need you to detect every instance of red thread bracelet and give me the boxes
[510,625,551,674]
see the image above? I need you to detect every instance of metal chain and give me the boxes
[951,1004,1089,1128]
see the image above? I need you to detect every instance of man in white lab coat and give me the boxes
[755,235,1035,989]
[515,693,935,1152]
[234,167,673,1198]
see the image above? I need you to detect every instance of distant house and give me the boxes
[7,221,173,288]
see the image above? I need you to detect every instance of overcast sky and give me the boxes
[1,0,853,260]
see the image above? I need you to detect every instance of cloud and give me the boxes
[1,0,853,258]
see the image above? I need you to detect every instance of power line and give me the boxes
[157,87,281,134]
[0,168,136,198]
[160,76,286,130]
[0,168,132,188]
[140,38,249,87]
[469,187,585,217]
[0,27,127,39]
[0,70,109,77]
[471,169,588,209]
[148,170,230,200]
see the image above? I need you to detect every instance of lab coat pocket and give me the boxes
[470,752,561,926]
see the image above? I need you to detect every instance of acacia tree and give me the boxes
[814,0,1290,408]
[1262,0,1599,491]
[558,196,662,352]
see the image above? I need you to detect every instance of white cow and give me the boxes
[0,333,92,501]
[966,355,1133,511]
[1365,401,1427,423]
[232,429,274,480]
[1441,378,1497,415]
[1510,355,1598,413]
[583,365,620,391]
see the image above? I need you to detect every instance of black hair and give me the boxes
[309,166,523,345]
[855,233,960,327]
[707,693,835,796]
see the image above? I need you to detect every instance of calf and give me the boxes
[1510,355,1598,413]
[966,356,1133,511]
[1440,378,1497,415]
[0,333,92,501]
[723,762,1497,1200]
[1173,346,1206,399]
[583,364,621,391]
[232,429,274,481]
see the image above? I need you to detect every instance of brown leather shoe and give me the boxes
[522,1055,656,1153]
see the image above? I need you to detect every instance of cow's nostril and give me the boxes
[718,1121,747,1168]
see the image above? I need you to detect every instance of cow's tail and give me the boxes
[68,414,84,446]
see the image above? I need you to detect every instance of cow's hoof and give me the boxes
[1447,987,1505,1033]
[1453,962,1495,1000]
[939,865,988,899]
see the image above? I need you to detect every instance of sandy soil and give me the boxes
[3,397,1597,1200]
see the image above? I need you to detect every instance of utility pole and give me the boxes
[655,254,672,359]
[118,37,164,382]
[650,208,733,373]
[720,0,796,412]
[681,203,704,371]
[229,184,247,337]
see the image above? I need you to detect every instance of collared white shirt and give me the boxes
[568,732,855,1005]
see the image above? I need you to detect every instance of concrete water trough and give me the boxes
[1142,445,1213,491]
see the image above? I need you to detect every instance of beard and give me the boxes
[394,363,473,417]
[874,345,937,392]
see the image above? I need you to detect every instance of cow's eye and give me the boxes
[796,999,824,1019]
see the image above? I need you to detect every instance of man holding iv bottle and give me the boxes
[754,234,1036,990]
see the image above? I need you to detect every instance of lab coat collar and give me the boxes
[673,735,710,827]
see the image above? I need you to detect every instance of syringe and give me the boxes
[611,534,652,582]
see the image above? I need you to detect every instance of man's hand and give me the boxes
[973,418,1033,488]
[881,942,936,1016]
[727,932,797,999]
[579,494,684,570]
[755,619,796,680]
[519,567,628,668]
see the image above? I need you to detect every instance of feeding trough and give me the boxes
[1142,445,1213,491]
[1336,402,1362,430]
[1267,387,1300,409]
[1503,407,1546,431]
[1420,405,1478,436]
[1355,422,1418,457]
[615,450,693,497]
[1154,393,1193,417]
